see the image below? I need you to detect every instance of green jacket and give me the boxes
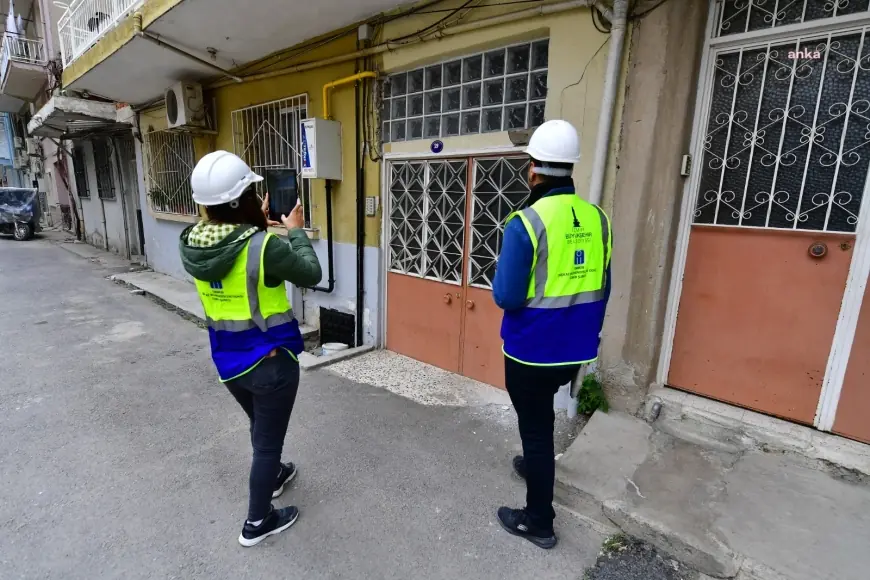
[179,223,322,289]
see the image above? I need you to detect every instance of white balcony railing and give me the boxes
[0,34,47,84]
[57,0,144,68]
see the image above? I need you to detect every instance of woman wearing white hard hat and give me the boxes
[492,120,613,549]
[179,150,321,546]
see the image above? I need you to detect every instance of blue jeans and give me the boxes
[225,350,300,521]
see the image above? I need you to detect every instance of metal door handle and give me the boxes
[466,300,475,310]
[444,294,452,304]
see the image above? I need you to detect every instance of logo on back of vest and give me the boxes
[574,250,585,266]
[209,281,223,290]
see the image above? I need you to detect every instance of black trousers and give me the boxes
[225,350,300,522]
[504,356,580,532]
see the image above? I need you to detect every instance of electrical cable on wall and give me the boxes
[559,36,610,118]
[591,5,610,33]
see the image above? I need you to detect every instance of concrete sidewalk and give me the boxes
[555,409,870,580]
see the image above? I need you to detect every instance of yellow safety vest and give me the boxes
[194,231,300,381]
[501,194,612,366]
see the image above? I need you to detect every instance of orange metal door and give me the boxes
[668,34,870,424]
[669,228,853,423]
[461,286,505,388]
[833,279,870,443]
[386,273,463,372]
[386,159,469,373]
[458,156,532,389]
[386,156,530,387]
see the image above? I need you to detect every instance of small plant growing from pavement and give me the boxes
[577,372,609,415]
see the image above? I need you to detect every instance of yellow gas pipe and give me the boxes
[322,72,378,119]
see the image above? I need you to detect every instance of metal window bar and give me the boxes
[92,138,115,200]
[715,0,870,38]
[692,26,870,233]
[143,130,197,216]
[73,146,89,198]
[388,159,469,285]
[382,39,549,143]
[231,94,311,228]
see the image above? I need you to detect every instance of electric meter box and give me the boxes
[300,118,342,180]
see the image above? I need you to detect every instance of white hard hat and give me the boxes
[191,150,263,206]
[525,120,581,174]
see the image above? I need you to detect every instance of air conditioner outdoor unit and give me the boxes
[26,138,39,156]
[13,136,24,149]
[14,153,28,168]
[164,81,206,129]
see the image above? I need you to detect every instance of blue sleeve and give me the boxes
[492,218,534,311]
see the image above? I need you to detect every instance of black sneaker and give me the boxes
[512,455,527,480]
[273,462,297,499]
[497,506,557,549]
[238,506,299,547]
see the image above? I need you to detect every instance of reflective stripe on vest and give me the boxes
[205,313,295,332]
[511,199,611,309]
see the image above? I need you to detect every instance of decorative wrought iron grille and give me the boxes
[92,139,115,200]
[468,156,530,289]
[693,28,870,232]
[73,146,89,198]
[388,160,468,284]
[143,130,197,216]
[715,0,870,37]
[231,95,311,228]
[382,39,549,142]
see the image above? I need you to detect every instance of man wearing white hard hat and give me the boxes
[492,120,612,549]
[179,151,322,546]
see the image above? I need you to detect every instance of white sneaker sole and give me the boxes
[272,468,298,499]
[238,511,299,547]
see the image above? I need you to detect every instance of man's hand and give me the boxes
[260,192,270,216]
[281,200,304,230]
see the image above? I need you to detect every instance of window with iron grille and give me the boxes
[92,139,115,200]
[715,1,870,37]
[73,146,89,198]
[143,130,197,216]
[382,39,549,143]
[231,94,311,228]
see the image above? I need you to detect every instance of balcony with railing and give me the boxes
[57,0,144,68]
[0,33,48,104]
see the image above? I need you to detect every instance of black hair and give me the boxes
[204,186,267,231]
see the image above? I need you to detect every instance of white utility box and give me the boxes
[300,118,342,180]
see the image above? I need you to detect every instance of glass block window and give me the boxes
[382,39,549,142]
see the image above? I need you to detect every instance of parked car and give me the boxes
[0,187,41,241]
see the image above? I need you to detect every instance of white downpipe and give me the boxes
[587,0,629,206]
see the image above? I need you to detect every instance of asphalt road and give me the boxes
[0,236,603,580]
